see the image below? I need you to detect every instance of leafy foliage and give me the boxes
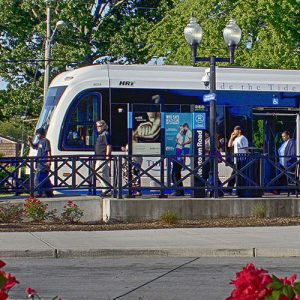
[146,0,300,69]
[0,0,176,125]
[0,120,33,144]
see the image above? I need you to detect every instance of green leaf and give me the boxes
[271,290,281,300]
[0,273,7,288]
[282,285,294,299]
[265,295,274,300]
[294,282,300,295]
[266,281,283,290]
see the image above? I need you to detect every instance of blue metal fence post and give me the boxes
[158,99,166,198]
[127,103,133,197]
[29,158,35,197]
[117,155,123,199]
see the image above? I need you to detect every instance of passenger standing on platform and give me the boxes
[272,130,296,195]
[28,127,53,197]
[227,125,248,194]
[171,146,184,196]
[95,120,112,197]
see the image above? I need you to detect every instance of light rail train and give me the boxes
[29,64,300,186]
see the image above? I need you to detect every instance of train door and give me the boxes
[110,103,128,151]
[252,110,298,184]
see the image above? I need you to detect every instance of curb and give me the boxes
[0,249,55,258]
[1,248,300,258]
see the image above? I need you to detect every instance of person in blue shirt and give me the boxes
[171,145,185,196]
[28,127,53,197]
[272,131,296,195]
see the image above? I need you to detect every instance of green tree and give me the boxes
[0,0,176,122]
[146,0,300,69]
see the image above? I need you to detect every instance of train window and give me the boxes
[35,86,67,133]
[60,92,101,150]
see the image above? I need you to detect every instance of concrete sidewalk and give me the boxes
[1,226,300,258]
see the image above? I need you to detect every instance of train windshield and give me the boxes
[35,86,67,133]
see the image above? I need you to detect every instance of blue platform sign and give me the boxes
[272,96,279,105]
[193,112,206,129]
[203,93,216,102]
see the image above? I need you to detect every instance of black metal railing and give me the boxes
[0,154,299,198]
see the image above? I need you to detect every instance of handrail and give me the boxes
[0,154,299,198]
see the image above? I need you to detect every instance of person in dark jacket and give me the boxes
[95,120,112,197]
[272,131,296,194]
[28,127,53,197]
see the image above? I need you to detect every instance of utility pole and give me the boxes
[44,0,51,100]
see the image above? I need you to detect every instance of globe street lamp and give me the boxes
[44,0,67,100]
[184,18,242,197]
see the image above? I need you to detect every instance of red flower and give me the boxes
[226,263,272,300]
[279,296,289,300]
[25,287,38,297]
[280,274,297,286]
[0,290,8,300]
[0,261,5,269]
[1,272,19,291]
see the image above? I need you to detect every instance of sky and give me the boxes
[0,78,7,90]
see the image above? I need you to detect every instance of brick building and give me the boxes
[0,136,20,157]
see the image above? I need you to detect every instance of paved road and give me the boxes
[5,257,300,300]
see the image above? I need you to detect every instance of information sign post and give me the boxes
[192,107,206,198]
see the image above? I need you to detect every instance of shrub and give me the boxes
[23,197,48,222]
[251,202,266,219]
[61,200,84,223]
[0,203,23,223]
[160,210,178,225]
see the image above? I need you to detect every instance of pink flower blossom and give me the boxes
[280,274,297,286]
[25,287,38,298]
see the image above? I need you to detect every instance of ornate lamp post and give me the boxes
[44,0,67,100]
[184,18,242,197]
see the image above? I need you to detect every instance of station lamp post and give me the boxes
[44,0,67,100]
[184,17,242,197]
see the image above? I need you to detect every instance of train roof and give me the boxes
[50,64,300,93]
